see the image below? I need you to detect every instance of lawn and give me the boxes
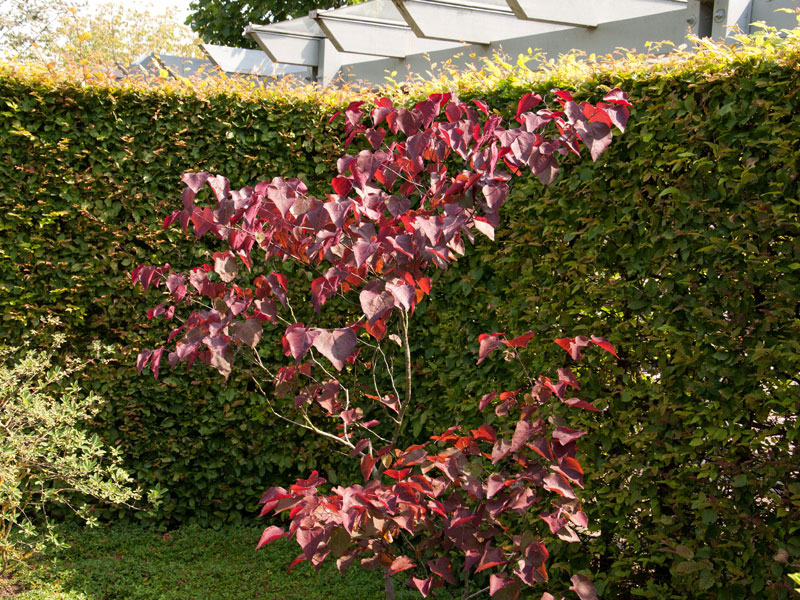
[8,522,467,600]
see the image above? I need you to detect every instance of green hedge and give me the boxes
[0,71,347,526]
[416,48,800,599]
[1,31,799,599]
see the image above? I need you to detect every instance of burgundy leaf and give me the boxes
[385,279,415,312]
[476,542,507,573]
[602,88,633,106]
[490,573,514,597]
[313,328,358,371]
[364,128,386,150]
[479,392,497,411]
[323,199,353,229]
[575,120,612,162]
[213,251,238,283]
[491,438,513,464]
[360,453,376,482]
[552,427,586,446]
[485,473,506,499]
[562,397,600,412]
[428,556,456,585]
[543,472,576,499]
[136,349,152,375]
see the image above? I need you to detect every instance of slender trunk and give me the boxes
[384,568,397,600]
[390,311,413,449]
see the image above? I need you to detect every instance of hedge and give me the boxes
[1,27,799,599]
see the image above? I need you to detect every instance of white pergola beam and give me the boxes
[505,0,687,28]
[393,0,571,44]
[245,18,324,66]
[312,0,461,58]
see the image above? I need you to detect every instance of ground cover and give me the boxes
[9,522,467,599]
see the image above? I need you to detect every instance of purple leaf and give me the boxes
[231,318,263,349]
[570,574,599,600]
[575,120,612,162]
[359,284,395,324]
[313,328,357,371]
[510,420,535,452]
[385,279,414,312]
[388,555,416,575]
[477,333,504,365]
[283,323,320,362]
[428,557,456,585]
[409,576,432,598]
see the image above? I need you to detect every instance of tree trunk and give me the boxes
[384,569,396,600]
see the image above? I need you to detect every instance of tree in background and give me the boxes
[0,1,201,67]
[54,3,202,68]
[186,0,351,48]
[0,0,78,60]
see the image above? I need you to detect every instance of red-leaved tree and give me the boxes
[133,89,630,599]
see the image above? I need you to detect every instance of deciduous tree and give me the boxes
[134,89,630,598]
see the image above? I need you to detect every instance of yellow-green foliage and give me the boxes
[0,319,142,575]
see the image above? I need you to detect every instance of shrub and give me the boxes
[133,89,628,598]
[0,319,145,575]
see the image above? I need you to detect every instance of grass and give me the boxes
[8,522,470,600]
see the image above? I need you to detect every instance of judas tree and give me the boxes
[133,88,630,599]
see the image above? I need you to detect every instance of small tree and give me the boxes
[0,319,144,575]
[134,89,630,598]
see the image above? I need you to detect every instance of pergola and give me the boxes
[243,0,797,85]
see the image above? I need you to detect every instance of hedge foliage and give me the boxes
[1,26,799,599]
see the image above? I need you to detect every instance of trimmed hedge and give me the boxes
[0,71,348,526]
[2,30,799,599]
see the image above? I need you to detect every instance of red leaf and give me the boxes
[256,526,286,549]
[562,397,600,412]
[515,92,542,122]
[331,176,352,196]
[360,454,376,482]
[503,331,534,348]
[590,335,618,358]
[384,468,411,480]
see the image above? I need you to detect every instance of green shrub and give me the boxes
[0,319,144,574]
